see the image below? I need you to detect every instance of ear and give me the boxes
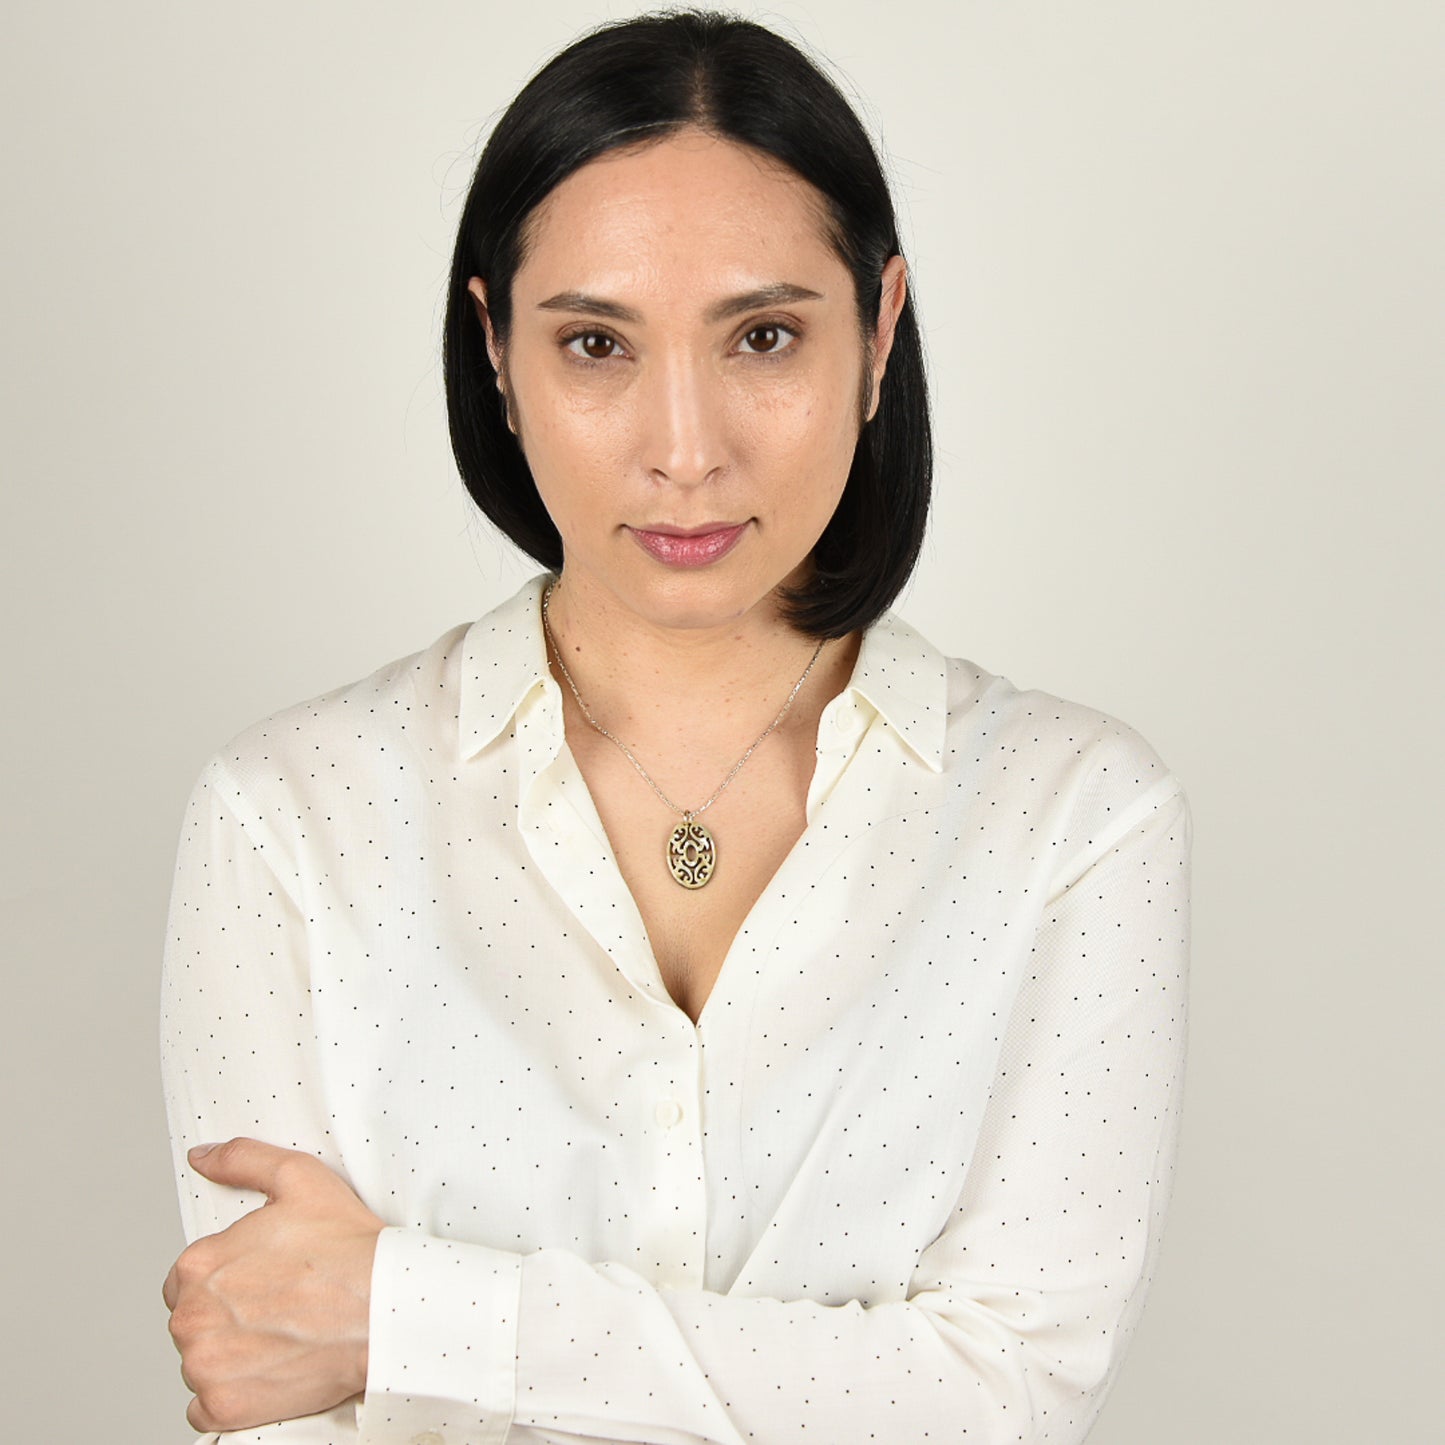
[467,276,505,374]
[468,276,520,437]
[865,255,908,424]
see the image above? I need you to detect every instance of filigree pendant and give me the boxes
[667,818,717,889]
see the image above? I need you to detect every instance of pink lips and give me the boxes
[628,521,750,568]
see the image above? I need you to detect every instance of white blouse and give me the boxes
[161,572,1191,1445]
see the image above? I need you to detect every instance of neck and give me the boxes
[540,569,856,754]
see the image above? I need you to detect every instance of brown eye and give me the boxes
[565,332,619,360]
[738,323,798,355]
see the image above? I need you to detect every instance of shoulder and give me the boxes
[944,651,1178,789]
[936,645,1189,894]
[873,608,1181,790]
[873,611,1187,875]
[193,616,475,843]
[200,573,552,797]
[945,648,1187,876]
[214,617,473,780]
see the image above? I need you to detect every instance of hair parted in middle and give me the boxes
[444,6,932,639]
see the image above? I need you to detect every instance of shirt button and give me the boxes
[654,1098,684,1128]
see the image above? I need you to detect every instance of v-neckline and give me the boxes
[548,734,826,1031]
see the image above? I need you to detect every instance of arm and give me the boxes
[160,756,364,1443]
[362,779,1192,1445]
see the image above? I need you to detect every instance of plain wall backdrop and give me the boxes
[2,1,1440,1439]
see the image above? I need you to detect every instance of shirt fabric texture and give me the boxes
[160,571,1192,1445]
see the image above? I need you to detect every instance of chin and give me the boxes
[640,581,757,630]
[622,562,779,629]
[563,540,809,632]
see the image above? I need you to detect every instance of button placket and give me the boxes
[639,1034,707,1289]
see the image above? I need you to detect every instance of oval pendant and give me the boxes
[666,819,716,889]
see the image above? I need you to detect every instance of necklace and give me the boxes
[541,580,827,889]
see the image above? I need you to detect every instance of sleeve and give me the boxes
[359,778,1193,1445]
[160,755,362,1445]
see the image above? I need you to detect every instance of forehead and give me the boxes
[515,129,841,298]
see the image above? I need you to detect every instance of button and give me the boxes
[654,1098,684,1128]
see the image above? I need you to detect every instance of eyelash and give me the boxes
[558,320,802,365]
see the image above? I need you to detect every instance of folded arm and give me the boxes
[363,779,1192,1444]
[161,757,1190,1444]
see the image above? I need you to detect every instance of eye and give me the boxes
[562,330,622,361]
[737,322,799,356]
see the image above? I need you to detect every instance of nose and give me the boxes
[640,350,727,488]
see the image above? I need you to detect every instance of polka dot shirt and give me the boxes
[161,572,1191,1445]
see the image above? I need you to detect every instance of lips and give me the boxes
[627,521,750,568]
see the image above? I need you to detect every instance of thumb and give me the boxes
[187,1136,318,1200]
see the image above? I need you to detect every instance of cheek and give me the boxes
[734,376,861,500]
[504,381,624,548]
[511,366,632,479]
[510,348,863,497]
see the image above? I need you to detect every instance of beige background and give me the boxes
[3,2,1439,1439]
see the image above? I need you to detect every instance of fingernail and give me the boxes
[189,1142,219,1160]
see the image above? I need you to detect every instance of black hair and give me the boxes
[443,6,931,639]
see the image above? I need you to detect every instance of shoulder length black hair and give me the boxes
[444,6,931,639]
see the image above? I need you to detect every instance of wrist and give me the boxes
[344,1221,383,1396]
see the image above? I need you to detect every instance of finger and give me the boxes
[186,1394,210,1433]
[162,1261,178,1311]
[186,1136,319,1199]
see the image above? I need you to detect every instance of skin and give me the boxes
[162,125,908,1431]
[162,1139,384,1433]
[473,125,907,754]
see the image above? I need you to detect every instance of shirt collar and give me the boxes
[835,605,947,772]
[458,573,558,761]
[457,572,948,772]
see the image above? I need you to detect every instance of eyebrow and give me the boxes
[535,282,825,326]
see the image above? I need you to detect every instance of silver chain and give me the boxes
[541,580,826,821]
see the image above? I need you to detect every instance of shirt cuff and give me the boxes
[358,1224,521,1445]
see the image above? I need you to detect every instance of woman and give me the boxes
[161,10,1191,1443]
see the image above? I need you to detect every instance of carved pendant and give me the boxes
[666,818,716,889]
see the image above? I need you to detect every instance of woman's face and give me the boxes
[471,126,906,634]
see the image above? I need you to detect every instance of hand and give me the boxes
[162,1137,386,1434]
